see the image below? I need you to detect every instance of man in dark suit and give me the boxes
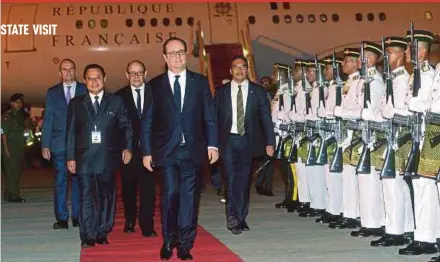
[115,60,157,237]
[141,37,218,261]
[42,58,87,229]
[216,56,275,235]
[66,64,133,247]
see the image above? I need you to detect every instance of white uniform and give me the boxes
[357,67,386,229]
[289,80,310,203]
[336,71,362,220]
[321,79,343,216]
[380,66,415,235]
[432,64,440,240]
[407,60,439,244]
[305,82,326,211]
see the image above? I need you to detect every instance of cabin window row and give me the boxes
[75,17,195,29]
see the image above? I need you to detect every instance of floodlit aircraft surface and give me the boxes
[1,2,439,106]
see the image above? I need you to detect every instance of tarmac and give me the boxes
[1,167,437,262]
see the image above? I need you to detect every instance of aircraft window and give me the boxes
[75,20,83,29]
[296,15,304,23]
[187,17,195,26]
[425,11,433,20]
[367,13,374,21]
[126,19,133,28]
[138,19,146,27]
[282,3,290,10]
[284,15,292,24]
[332,13,339,22]
[248,16,256,25]
[163,18,170,27]
[175,17,183,26]
[88,20,96,29]
[150,18,158,27]
[272,15,280,24]
[379,12,386,21]
[100,19,108,29]
[270,2,278,10]
[308,14,315,23]
[320,14,327,22]
[355,13,363,22]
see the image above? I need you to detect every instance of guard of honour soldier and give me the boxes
[1,24,439,261]
[271,25,440,261]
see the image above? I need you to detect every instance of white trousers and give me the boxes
[342,165,359,219]
[413,177,440,243]
[358,167,385,228]
[307,165,326,210]
[326,169,343,216]
[295,160,310,203]
[382,172,414,235]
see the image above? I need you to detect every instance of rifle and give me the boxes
[314,56,331,165]
[329,51,345,172]
[356,42,372,174]
[379,37,397,178]
[426,111,440,148]
[404,21,422,178]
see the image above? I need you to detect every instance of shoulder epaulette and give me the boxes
[392,69,405,78]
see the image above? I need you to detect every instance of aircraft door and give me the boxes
[207,3,239,44]
[4,4,38,53]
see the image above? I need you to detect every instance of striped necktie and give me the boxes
[237,85,245,136]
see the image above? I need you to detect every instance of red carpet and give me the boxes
[80,179,243,262]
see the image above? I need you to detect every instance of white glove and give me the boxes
[340,137,351,152]
[288,111,297,122]
[362,108,375,121]
[431,99,440,113]
[334,106,342,117]
[277,110,287,121]
[317,101,326,118]
[408,97,424,113]
[382,99,395,119]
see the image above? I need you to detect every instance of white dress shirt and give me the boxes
[230,79,249,134]
[63,81,76,98]
[168,69,186,112]
[131,83,145,112]
[89,90,104,105]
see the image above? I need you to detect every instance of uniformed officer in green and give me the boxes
[1,93,27,202]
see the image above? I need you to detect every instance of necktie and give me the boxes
[65,86,71,104]
[135,88,142,117]
[93,95,100,114]
[237,85,245,136]
[174,75,181,112]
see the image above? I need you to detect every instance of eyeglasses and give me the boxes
[128,71,145,77]
[166,50,186,57]
[232,65,248,70]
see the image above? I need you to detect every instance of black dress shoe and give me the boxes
[241,221,250,231]
[430,255,440,262]
[328,218,357,229]
[275,200,288,209]
[81,239,95,248]
[72,219,79,227]
[370,234,409,247]
[53,220,68,229]
[124,221,135,233]
[398,241,438,255]
[286,201,298,213]
[160,243,174,260]
[8,197,26,203]
[299,208,323,218]
[142,230,158,237]
[177,248,193,260]
[230,226,242,235]
[315,212,332,224]
[96,236,109,245]
[296,202,310,213]
[351,227,384,237]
